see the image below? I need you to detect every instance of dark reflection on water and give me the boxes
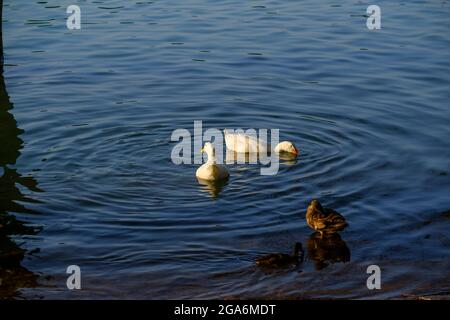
[197,177,228,199]
[0,3,42,298]
[0,91,41,298]
[307,232,350,271]
[2,0,450,299]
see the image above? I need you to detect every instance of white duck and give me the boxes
[224,129,299,156]
[196,142,229,181]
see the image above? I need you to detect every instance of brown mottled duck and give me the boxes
[306,199,348,236]
[255,242,303,268]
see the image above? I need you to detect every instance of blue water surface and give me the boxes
[1,0,449,298]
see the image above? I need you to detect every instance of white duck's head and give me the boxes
[274,141,299,156]
[201,142,216,161]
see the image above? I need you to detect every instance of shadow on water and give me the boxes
[0,1,42,299]
[306,232,350,271]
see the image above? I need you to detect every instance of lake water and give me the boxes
[1,0,450,299]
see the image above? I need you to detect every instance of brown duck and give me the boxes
[306,199,348,236]
[255,242,303,268]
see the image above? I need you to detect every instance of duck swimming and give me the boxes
[196,142,229,181]
[306,199,348,236]
[255,242,303,268]
[224,129,298,156]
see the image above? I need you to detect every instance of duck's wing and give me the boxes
[323,209,348,231]
[224,130,262,153]
[309,208,346,231]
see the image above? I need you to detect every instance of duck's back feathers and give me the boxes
[224,130,266,153]
[322,208,348,231]
[256,253,294,267]
[306,200,348,234]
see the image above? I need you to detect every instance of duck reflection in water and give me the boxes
[307,232,350,271]
[197,177,229,199]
